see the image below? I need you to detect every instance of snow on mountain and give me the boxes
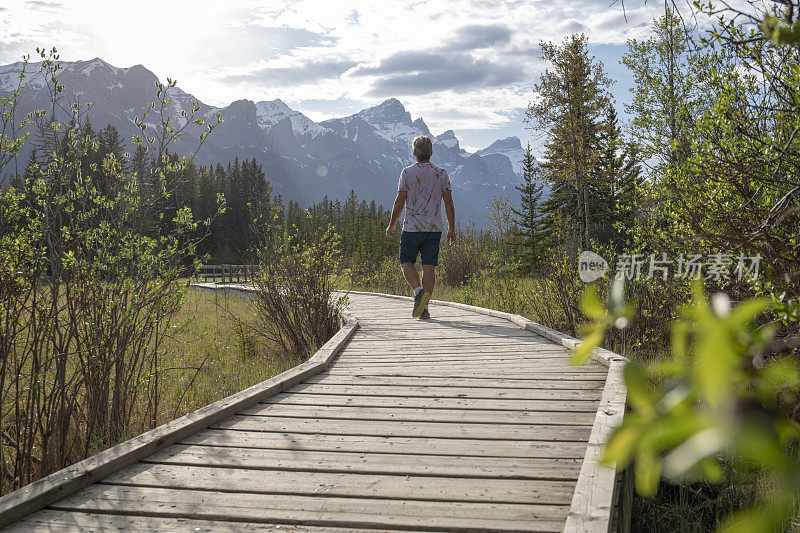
[477,136,528,177]
[77,57,122,78]
[255,99,329,139]
[0,57,525,226]
[354,98,425,144]
[435,129,461,150]
[0,60,47,91]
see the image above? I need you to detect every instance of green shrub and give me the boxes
[576,281,800,531]
[0,49,220,492]
[250,223,346,355]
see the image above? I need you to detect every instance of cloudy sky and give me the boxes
[0,0,668,153]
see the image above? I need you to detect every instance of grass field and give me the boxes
[153,287,303,426]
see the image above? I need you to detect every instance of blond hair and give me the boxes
[412,136,433,161]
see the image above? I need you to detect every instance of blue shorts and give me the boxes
[399,231,442,266]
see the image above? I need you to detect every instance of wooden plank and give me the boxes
[344,342,558,350]
[333,356,573,366]
[356,315,512,324]
[357,322,530,331]
[326,358,588,366]
[338,344,570,356]
[346,291,626,367]
[323,364,592,373]
[333,356,574,365]
[305,374,607,389]
[214,415,592,441]
[335,353,570,361]
[353,334,556,342]
[349,331,548,338]
[344,337,556,344]
[332,355,576,363]
[324,368,610,378]
[564,359,628,532]
[354,330,552,338]
[286,383,602,400]
[340,345,569,353]
[261,392,601,412]
[181,430,591,459]
[102,463,577,504]
[51,485,569,532]
[318,370,609,380]
[7,509,386,532]
[239,403,597,425]
[0,316,360,528]
[336,350,571,359]
[146,444,585,478]
[337,349,570,357]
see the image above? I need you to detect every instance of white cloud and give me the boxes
[1,0,675,152]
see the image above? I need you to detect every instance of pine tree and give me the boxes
[98,124,127,169]
[591,107,643,250]
[132,144,149,188]
[17,148,38,188]
[526,34,612,253]
[511,143,547,273]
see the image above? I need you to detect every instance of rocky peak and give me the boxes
[225,99,257,118]
[412,117,430,136]
[358,98,413,127]
[482,136,522,151]
[435,129,460,150]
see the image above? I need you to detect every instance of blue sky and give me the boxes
[0,0,668,155]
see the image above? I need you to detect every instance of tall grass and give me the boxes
[155,287,303,424]
[0,286,297,494]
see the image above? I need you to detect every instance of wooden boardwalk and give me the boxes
[1,290,627,532]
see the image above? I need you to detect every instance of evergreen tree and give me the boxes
[526,33,612,253]
[17,148,38,188]
[591,107,643,250]
[98,124,126,167]
[131,144,149,188]
[511,143,547,272]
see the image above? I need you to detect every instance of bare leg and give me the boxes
[421,264,435,297]
[401,262,421,290]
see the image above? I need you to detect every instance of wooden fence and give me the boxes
[196,264,259,283]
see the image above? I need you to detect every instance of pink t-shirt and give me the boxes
[398,162,452,232]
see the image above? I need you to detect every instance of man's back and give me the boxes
[398,162,452,232]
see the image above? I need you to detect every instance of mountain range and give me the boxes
[0,57,532,225]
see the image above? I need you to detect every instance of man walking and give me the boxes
[385,135,456,319]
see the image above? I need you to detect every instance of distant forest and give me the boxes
[14,116,408,268]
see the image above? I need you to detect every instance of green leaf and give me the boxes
[601,423,641,467]
[634,449,662,497]
[580,285,607,320]
[571,326,603,366]
[625,362,656,416]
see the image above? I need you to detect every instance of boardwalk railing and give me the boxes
[196,264,259,283]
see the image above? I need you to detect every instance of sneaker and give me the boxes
[412,290,430,317]
[419,308,431,319]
